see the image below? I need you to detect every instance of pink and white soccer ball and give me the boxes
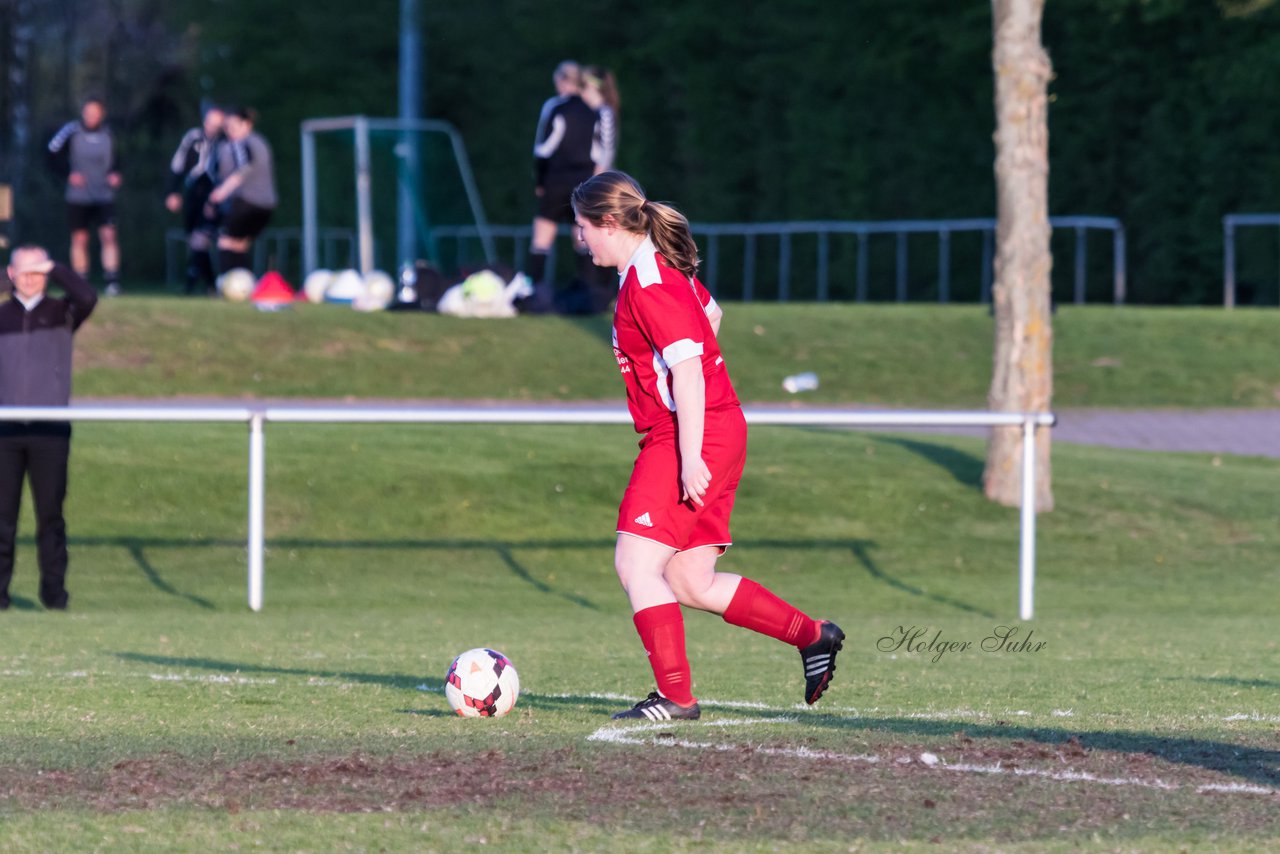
[444,648,520,718]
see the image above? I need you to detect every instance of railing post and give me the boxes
[895,232,908,302]
[743,234,756,302]
[1113,224,1127,305]
[981,228,994,304]
[778,232,791,302]
[856,231,869,302]
[248,411,266,612]
[1223,217,1236,308]
[1074,226,1087,305]
[1019,415,1037,621]
[706,233,719,295]
[817,231,829,301]
[937,229,951,303]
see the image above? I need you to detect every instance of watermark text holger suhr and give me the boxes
[877,625,1047,663]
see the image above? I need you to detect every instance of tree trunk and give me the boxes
[985,0,1054,511]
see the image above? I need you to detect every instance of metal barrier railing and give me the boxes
[1222,212,1280,308]
[429,217,1126,304]
[1,404,1055,620]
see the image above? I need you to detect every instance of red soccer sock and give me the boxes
[722,578,821,648]
[632,603,697,707]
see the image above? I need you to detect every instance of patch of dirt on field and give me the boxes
[1,739,1276,843]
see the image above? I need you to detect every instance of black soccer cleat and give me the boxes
[800,620,845,704]
[611,691,702,721]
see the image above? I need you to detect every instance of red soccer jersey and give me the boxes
[612,236,740,432]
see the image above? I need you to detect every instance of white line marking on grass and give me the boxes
[1197,782,1277,795]
[944,762,1179,791]
[1222,713,1280,724]
[588,718,881,764]
[586,703,1280,800]
[149,673,278,685]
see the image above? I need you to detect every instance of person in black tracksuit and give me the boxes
[0,246,97,611]
[520,61,600,313]
[165,105,225,294]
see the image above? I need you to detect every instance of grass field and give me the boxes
[0,417,1276,851]
[70,297,1280,407]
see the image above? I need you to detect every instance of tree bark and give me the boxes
[985,0,1054,510]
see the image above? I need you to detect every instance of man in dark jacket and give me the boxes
[0,245,98,610]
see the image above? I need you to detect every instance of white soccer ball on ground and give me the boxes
[444,648,520,718]
[303,269,334,304]
[217,268,256,303]
[324,268,365,305]
[353,269,395,312]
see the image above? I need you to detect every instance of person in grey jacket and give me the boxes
[208,107,277,276]
[0,245,97,611]
[47,98,123,296]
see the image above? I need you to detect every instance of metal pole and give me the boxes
[1223,217,1235,309]
[856,231,869,302]
[816,231,829,301]
[354,117,375,275]
[1113,224,1127,305]
[778,233,791,302]
[248,412,265,612]
[301,126,318,277]
[937,230,950,303]
[397,0,421,269]
[1074,227,1087,304]
[895,232,908,302]
[1019,416,1037,621]
[981,227,994,304]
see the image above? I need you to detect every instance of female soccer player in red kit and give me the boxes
[571,171,844,721]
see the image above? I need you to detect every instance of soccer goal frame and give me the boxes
[300,115,497,276]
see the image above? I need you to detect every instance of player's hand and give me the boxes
[209,186,227,205]
[107,172,122,189]
[68,172,86,188]
[680,458,712,508]
[165,193,182,213]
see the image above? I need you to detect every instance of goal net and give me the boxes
[300,116,496,279]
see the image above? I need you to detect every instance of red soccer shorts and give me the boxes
[616,406,748,552]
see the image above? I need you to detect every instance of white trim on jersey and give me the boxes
[47,121,79,153]
[651,347,675,411]
[533,115,567,159]
[624,236,663,288]
[703,294,719,317]
[662,337,703,368]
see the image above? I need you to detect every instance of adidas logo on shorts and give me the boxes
[634,512,654,527]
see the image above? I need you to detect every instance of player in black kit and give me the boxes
[165,105,225,295]
[520,61,600,313]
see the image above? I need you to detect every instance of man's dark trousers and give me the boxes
[0,427,71,610]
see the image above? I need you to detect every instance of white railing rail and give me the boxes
[1,404,1056,619]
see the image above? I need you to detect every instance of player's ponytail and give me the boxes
[642,200,699,279]
[571,171,700,279]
